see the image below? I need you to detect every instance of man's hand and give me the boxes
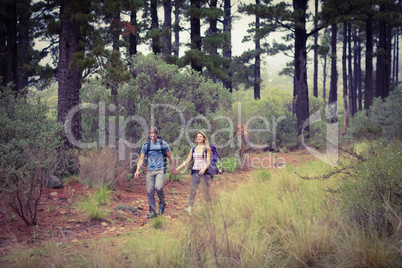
[172,169,178,175]
[199,169,205,175]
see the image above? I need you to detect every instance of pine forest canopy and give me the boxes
[0,0,401,145]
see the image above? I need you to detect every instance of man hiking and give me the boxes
[134,126,177,218]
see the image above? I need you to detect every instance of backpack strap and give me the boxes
[144,139,166,169]
[159,139,167,170]
[144,140,151,166]
[192,146,196,160]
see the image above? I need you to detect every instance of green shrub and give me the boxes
[275,113,298,148]
[230,91,290,148]
[350,90,402,141]
[338,140,402,232]
[80,54,234,162]
[0,87,64,226]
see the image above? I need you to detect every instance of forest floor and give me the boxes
[0,150,317,256]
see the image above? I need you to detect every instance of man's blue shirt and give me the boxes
[141,140,170,170]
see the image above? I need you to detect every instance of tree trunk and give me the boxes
[190,0,202,72]
[209,0,218,83]
[0,26,6,86]
[112,12,120,52]
[347,22,355,117]
[342,22,349,134]
[365,16,373,109]
[17,0,30,93]
[173,0,182,57]
[323,54,327,102]
[396,27,400,84]
[354,30,361,112]
[386,24,392,89]
[151,0,160,54]
[129,9,137,56]
[293,0,309,136]
[313,0,318,98]
[111,11,120,107]
[58,0,83,147]
[254,0,261,100]
[375,4,389,99]
[163,0,172,59]
[392,28,397,83]
[223,0,232,92]
[329,23,338,121]
[6,2,17,92]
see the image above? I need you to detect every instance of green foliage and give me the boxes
[275,113,298,148]
[229,87,293,148]
[338,141,402,232]
[220,156,239,173]
[80,79,114,144]
[254,168,272,182]
[78,195,109,220]
[102,50,132,86]
[0,87,64,226]
[78,186,111,220]
[304,120,327,149]
[80,54,234,161]
[94,186,111,206]
[350,90,402,141]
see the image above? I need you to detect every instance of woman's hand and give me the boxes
[199,169,205,175]
[134,170,141,178]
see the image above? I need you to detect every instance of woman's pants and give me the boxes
[189,171,211,207]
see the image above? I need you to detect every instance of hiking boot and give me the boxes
[158,205,166,215]
[147,214,157,219]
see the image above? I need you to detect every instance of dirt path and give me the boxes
[0,150,316,254]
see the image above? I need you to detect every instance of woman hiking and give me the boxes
[173,131,212,215]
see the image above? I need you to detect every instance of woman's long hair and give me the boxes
[195,131,212,157]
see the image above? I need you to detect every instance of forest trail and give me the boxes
[0,149,317,254]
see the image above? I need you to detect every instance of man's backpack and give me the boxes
[192,145,222,177]
[144,136,167,172]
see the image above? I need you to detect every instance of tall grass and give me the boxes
[79,147,119,189]
[78,186,111,220]
[4,159,401,267]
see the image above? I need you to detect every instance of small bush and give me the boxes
[0,87,63,226]
[350,90,402,141]
[79,188,111,220]
[79,148,119,189]
[338,140,402,232]
[94,186,111,206]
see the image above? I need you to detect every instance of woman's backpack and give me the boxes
[192,145,222,177]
